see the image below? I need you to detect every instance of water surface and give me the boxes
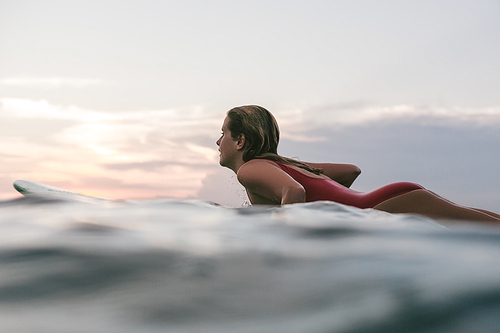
[1,198,500,332]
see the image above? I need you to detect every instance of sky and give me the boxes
[1,0,500,210]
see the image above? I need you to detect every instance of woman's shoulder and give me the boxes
[237,159,284,183]
[239,159,330,181]
[238,159,279,175]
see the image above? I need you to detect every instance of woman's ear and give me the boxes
[236,134,246,150]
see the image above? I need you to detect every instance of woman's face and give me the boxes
[216,116,238,168]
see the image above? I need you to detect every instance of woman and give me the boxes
[216,105,500,222]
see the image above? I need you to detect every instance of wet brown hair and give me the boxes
[227,105,322,174]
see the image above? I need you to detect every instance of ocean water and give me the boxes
[1,197,500,333]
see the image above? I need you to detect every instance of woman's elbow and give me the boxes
[344,165,361,187]
[352,165,361,178]
[281,185,306,205]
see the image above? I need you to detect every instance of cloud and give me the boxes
[0,98,221,136]
[1,98,113,121]
[280,132,328,143]
[0,77,105,88]
[0,98,222,200]
[275,104,500,140]
[186,143,219,163]
[102,161,214,172]
[327,105,500,126]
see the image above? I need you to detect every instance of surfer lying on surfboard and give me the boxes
[216,105,500,222]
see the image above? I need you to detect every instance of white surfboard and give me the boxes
[13,180,110,203]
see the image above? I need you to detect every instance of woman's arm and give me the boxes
[237,160,305,205]
[306,163,361,188]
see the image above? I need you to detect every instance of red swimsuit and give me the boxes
[274,161,424,209]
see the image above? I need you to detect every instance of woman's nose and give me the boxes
[216,138,220,146]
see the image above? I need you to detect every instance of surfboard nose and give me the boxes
[13,180,30,194]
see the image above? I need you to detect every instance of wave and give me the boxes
[1,198,500,332]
